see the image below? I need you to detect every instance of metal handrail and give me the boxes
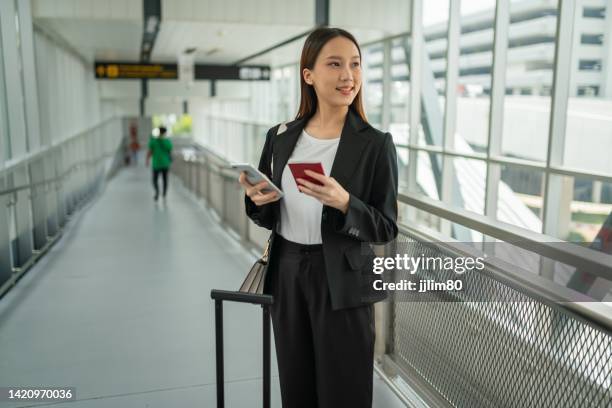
[0,117,118,177]
[400,192,612,281]
[399,222,612,332]
[0,153,114,197]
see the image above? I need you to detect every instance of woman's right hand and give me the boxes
[239,172,280,206]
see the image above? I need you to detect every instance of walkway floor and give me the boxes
[0,165,406,407]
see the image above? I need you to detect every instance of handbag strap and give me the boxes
[260,121,286,262]
[261,236,272,262]
[271,121,287,174]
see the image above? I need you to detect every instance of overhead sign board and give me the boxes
[95,62,178,79]
[95,61,270,81]
[194,65,271,81]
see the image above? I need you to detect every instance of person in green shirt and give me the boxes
[146,126,173,201]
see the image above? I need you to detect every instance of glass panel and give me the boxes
[398,201,441,232]
[276,65,297,122]
[421,0,449,139]
[389,36,410,146]
[449,156,486,215]
[419,0,449,147]
[0,24,11,161]
[548,175,612,244]
[414,151,442,200]
[455,0,496,154]
[396,146,410,191]
[562,3,612,176]
[496,163,544,233]
[500,0,559,163]
[364,43,383,128]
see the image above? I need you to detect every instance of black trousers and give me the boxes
[269,235,375,408]
[152,168,168,197]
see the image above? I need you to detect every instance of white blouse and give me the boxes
[276,130,340,244]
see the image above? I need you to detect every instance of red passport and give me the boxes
[288,162,325,187]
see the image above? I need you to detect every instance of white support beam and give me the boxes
[484,0,509,220]
[443,0,460,152]
[0,0,28,159]
[542,0,576,238]
[441,0,461,236]
[407,0,423,193]
[381,39,391,131]
[0,29,9,167]
[601,0,612,98]
[17,0,42,152]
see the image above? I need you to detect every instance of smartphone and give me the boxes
[287,162,325,187]
[231,163,284,198]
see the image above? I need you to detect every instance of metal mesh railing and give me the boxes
[389,235,612,408]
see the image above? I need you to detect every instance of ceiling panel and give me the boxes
[152,21,311,64]
[161,0,313,26]
[33,0,410,67]
[37,18,143,61]
[33,0,142,20]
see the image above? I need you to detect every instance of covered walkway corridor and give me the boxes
[1,0,611,407]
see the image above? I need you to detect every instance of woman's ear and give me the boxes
[303,68,314,85]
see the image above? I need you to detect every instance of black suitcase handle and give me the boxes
[210,289,274,408]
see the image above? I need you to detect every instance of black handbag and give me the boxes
[239,236,271,294]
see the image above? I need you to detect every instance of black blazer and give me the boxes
[245,108,398,310]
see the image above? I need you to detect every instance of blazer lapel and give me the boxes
[329,109,371,191]
[271,109,370,191]
[271,117,306,188]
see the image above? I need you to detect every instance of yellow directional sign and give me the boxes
[94,62,178,79]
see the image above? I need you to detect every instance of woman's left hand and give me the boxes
[297,170,350,214]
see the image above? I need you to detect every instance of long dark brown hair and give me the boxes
[295,27,368,122]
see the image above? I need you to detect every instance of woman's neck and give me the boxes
[306,104,348,139]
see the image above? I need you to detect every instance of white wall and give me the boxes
[34,31,102,145]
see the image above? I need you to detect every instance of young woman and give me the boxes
[239,27,398,408]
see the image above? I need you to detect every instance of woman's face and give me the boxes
[303,36,362,110]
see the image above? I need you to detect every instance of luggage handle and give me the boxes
[210,290,274,408]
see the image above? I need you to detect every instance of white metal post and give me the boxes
[484,0,509,221]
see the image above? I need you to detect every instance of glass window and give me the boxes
[0,23,11,162]
[582,7,605,19]
[578,59,602,71]
[501,1,558,163]
[419,0,449,147]
[389,36,410,146]
[364,44,383,128]
[580,34,604,45]
[547,175,612,244]
[563,10,611,176]
[496,164,544,233]
[576,85,600,96]
[455,0,495,154]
